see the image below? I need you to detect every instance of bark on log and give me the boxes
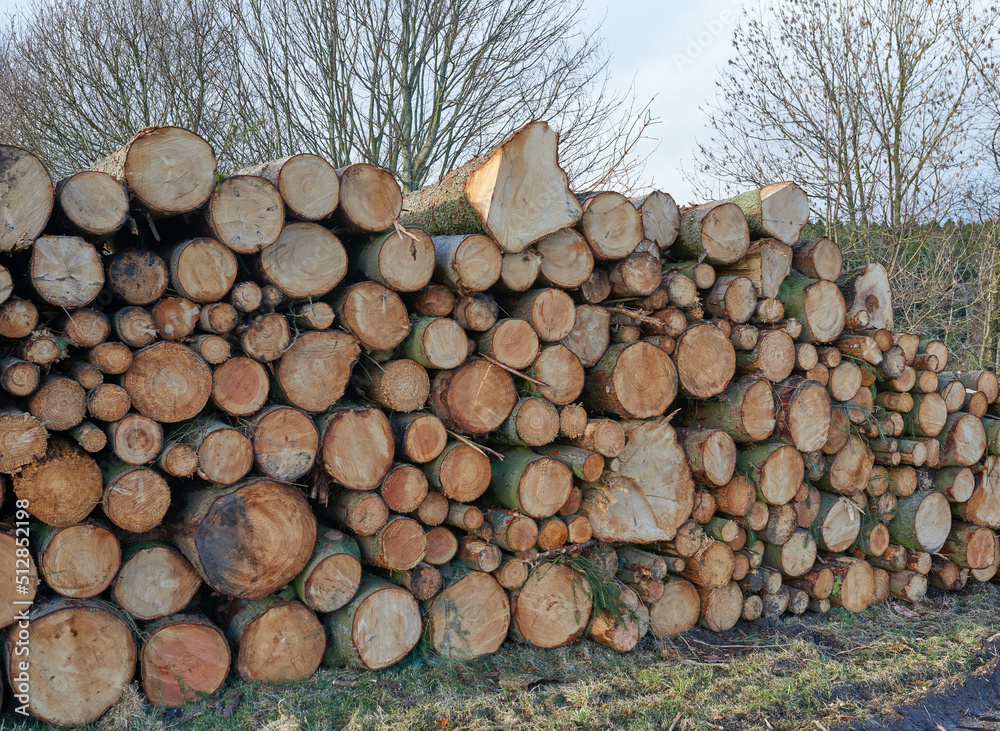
[725,182,809,244]
[510,563,592,648]
[839,263,893,330]
[34,520,120,599]
[674,202,750,264]
[323,575,421,669]
[357,227,435,292]
[792,237,843,281]
[225,596,324,682]
[292,528,362,612]
[275,330,360,413]
[235,153,339,220]
[429,358,517,434]
[0,144,53,252]
[777,271,846,343]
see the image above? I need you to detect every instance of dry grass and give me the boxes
[4,584,1000,731]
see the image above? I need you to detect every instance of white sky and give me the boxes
[584,0,747,202]
[0,0,743,202]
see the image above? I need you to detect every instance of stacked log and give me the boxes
[0,121,998,726]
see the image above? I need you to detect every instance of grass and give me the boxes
[6,584,1000,731]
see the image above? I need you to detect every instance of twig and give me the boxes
[479,354,548,386]
[446,430,505,460]
[607,306,665,327]
[523,540,595,565]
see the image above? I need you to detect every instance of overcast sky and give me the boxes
[0,0,744,202]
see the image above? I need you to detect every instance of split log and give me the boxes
[737,442,803,505]
[405,122,582,250]
[839,263,893,330]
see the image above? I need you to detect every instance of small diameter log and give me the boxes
[675,202,750,264]
[559,405,588,439]
[0,144,53,252]
[840,263,893,330]
[489,449,572,519]
[521,344,586,406]
[647,577,701,638]
[678,540,735,588]
[404,317,468,370]
[933,467,976,502]
[452,292,499,332]
[457,535,502,571]
[478,318,540,369]
[705,275,757,324]
[774,376,832,453]
[735,329,796,383]
[825,557,875,612]
[318,406,394,490]
[584,341,677,419]
[209,357,268,417]
[166,237,236,303]
[569,418,626,457]
[500,247,542,291]
[633,190,680,247]
[510,563,592,648]
[391,413,448,464]
[936,412,987,467]
[225,596,324,682]
[535,445,604,483]
[324,575,421,669]
[158,442,198,478]
[70,420,107,453]
[186,334,230,365]
[239,312,290,362]
[506,288,577,342]
[107,249,169,306]
[292,301,334,330]
[675,428,737,486]
[495,397,560,447]
[293,528,362,612]
[355,515,426,571]
[275,331,360,413]
[0,298,39,338]
[0,358,40,397]
[379,464,429,514]
[323,491,389,536]
[888,570,928,603]
[429,358,517,434]
[812,493,862,552]
[537,229,594,288]
[34,521,120,598]
[87,383,131,423]
[674,323,737,399]
[388,563,443,601]
[421,440,492,502]
[125,342,211,423]
[786,566,835,600]
[777,270,846,343]
[25,376,86,431]
[577,191,642,260]
[4,598,135,727]
[112,543,201,620]
[696,581,744,632]
[13,440,101,526]
[356,226,435,292]
[198,302,238,334]
[586,585,643,653]
[889,491,952,553]
[85,341,134,374]
[102,463,171,532]
[939,523,998,570]
[737,442,804,505]
[495,555,529,590]
[815,435,874,496]
[185,420,254,486]
[536,517,569,551]
[59,308,110,348]
[432,234,503,291]
[31,235,104,308]
[792,237,843,281]
[426,569,509,658]
[172,478,317,599]
[486,509,539,553]
[111,307,156,348]
[141,615,230,708]
[683,375,776,443]
[901,393,948,439]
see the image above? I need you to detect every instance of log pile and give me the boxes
[1,122,998,726]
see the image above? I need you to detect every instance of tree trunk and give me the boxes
[33,520,119,599]
[0,357,40,397]
[536,229,594,288]
[825,557,875,612]
[390,412,448,464]
[171,478,316,599]
[735,329,796,383]
[696,581,744,632]
[488,449,572,519]
[112,543,201,621]
[936,412,987,467]
[157,442,198,478]
[356,227,435,293]
[402,122,581,253]
[321,489,388,536]
[167,237,237,302]
[584,341,677,419]
[674,202,750,264]
[292,528,362,613]
[499,247,542,292]
[778,270,846,343]
[210,356,269,416]
[102,462,170,532]
[274,330,359,413]
[674,323,736,398]
[335,162,403,231]
[378,463,429,514]
[736,442,803,505]
[323,575,421,670]
[12,440,101,526]
[125,342,211,423]
[25,375,85,432]
[4,598,136,727]
[792,237,843,282]
[889,491,952,553]
[0,298,39,338]
[494,397,560,447]
[141,614,230,708]
[577,191,643,260]
[720,240,793,299]
[404,316,469,369]
[425,568,510,659]
[30,235,104,308]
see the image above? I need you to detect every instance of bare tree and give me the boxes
[688,0,992,227]
[227,0,635,191]
[0,0,642,191]
[0,0,236,175]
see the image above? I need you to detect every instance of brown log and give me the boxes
[0,357,40,397]
[258,222,348,297]
[673,323,736,398]
[4,598,136,727]
[105,412,162,465]
[291,301,334,330]
[225,596,324,682]
[141,614,230,708]
[609,252,662,296]
[151,297,202,340]
[735,329,796,383]
[31,235,104,308]
[33,520,119,599]
[559,404,588,439]
[172,478,316,599]
[489,449,572,519]
[411,491,448,527]
[510,563,592,648]
[198,302,239,334]
[355,227,435,293]
[536,229,594,288]
[275,330,360,413]
[792,237,843,281]
[499,247,542,291]
[112,543,201,620]
[168,237,238,303]
[229,281,262,313]
[317,406,394,490]
[235,153,339,220]
[377,464,429,515]
[737,442,804,505]
[25,375,86,431]
[774,376,831,452]
[157,442,198,478]
[428,359,517,434]
[839,263,893,330]
[125,342,211,422]
[336,281,411,351]
[675,202,750,264]
[86,383,131,423]
[426,569,509,658]
[12,440,101,526]
[102,463,171,532]
[423,441,491,502]
[70,420,107,453]
[477,318,540,369]
[211,356,269,416]
[186,420,254,486]
[0,298,38,338]
[390,412,448,464]
[495,397,560,447]
[0,144,54,252]
[936,412,987,467]
[583,341,677,419]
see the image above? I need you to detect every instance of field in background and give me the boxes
[5,583,1000,731]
